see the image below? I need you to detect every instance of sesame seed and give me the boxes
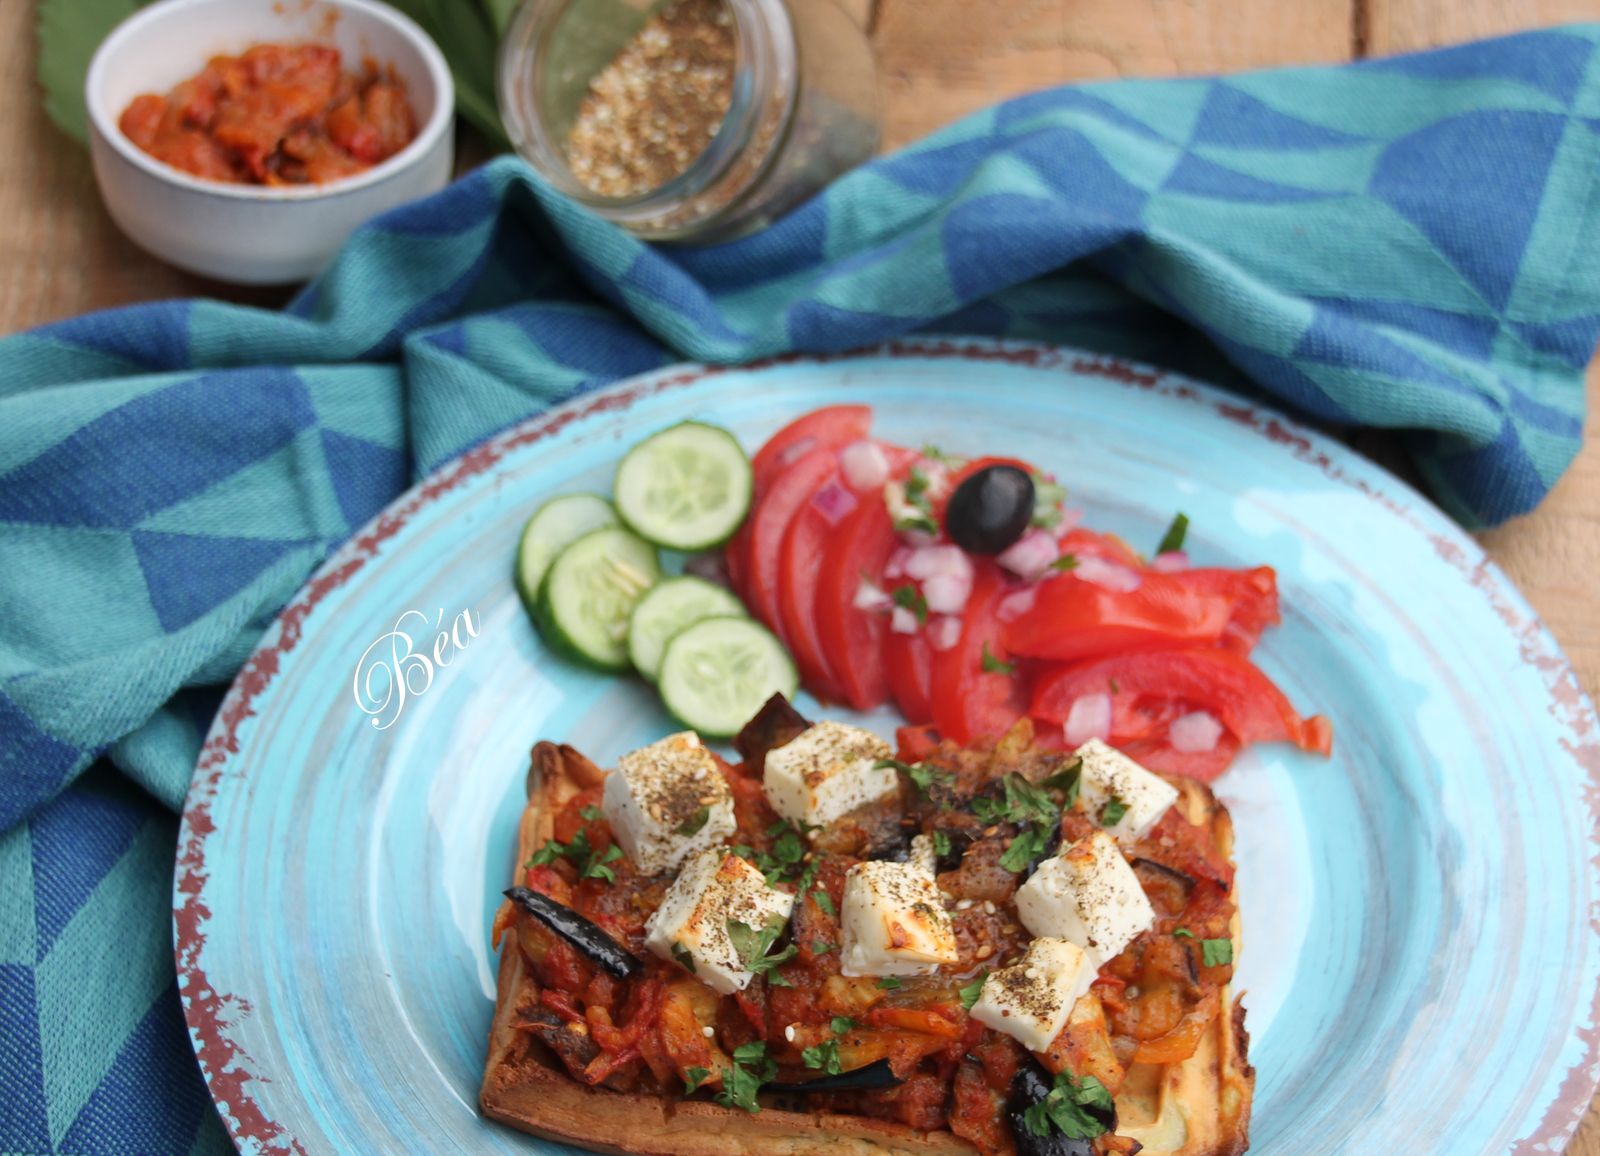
[785,1024,797,1041]
[956,899,974,911]
[1025,967,1041,979]
[983,901,996,915]
[976,944,994,960]
[702,1025,715,1038]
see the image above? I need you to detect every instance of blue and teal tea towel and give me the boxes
[3,27,1598,1152]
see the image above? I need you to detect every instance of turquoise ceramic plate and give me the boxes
[176,339,1600,1155]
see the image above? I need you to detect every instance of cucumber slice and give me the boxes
[535,527,661,671]
[627,576,747,681]
[613,422,753,551]
[657,617,799,738]
[514,493,618,615]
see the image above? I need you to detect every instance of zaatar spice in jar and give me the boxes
[566,0,737,199]
[500,0,880,242]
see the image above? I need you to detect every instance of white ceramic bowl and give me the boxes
[86,0,455,285]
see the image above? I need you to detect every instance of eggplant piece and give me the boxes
[863,820,913,862]
[1006,1058,1116,1156]
[764,1058,904,1094]
[504,887,642,980]
[733,693,811,771]
[1130,857,1196,913]
[522,1006,601,1074]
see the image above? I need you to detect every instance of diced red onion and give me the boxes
[928,615,962,651]
[923,572,972,615]
[778,436,817,468]
[884,545,911,580]
[997,528,1059,581]
[854,578,892,612]
[906,544,973,582]
[683,552,731,588]
[1150,551,1190,574]
[1170,710,1223,753]
[1074,554,1142,593]
[1058,508,1084,534]
[1063,693,1113,746]
[900,528,936,548]
[840,441,890,492]
[996,586,1038,623]
[891,606,919,635]
[810,482,858,526]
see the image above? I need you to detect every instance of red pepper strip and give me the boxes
[539,989,586,1024]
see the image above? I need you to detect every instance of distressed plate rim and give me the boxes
[173,336,1600,1155]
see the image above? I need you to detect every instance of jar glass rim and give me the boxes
[497,0,798,225]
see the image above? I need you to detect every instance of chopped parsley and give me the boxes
[877,976,903,990]
[811,940,836,955]
[890,583,929,625]
[1156,511,1189,556]
[999,824,1053,873]
[1099,796,1129,828]
[932,830,952,858]
[717,1042,776,1113]
[671,942,697,974]
[1038,757,1083,808]
[1032,477,1069,528]
[920,444,954,464]
[683,1066,711,1095]
[1173,928,1196,940]
[676,805,711,837]
[830,1015,856,1034]
[974,772,1070,874]
[801,1039,842,1075]
[878,758,954,796]
[889,473,939,535]
[1050,553,1079,572]
[579,804,604,821]
[1021,1070,1114,1141]
[959,972,988,1011]
[740,822,808,884]
[981,642,1016,676]
[523,829,624,882]
[727,917,797,985]
[811,889,836,918]
[1202,938,1234,968]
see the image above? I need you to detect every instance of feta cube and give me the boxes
[602,731,735,875]
[970,937,1097,1052]
[839,859,958,977]
[1015,831,1155,965]
[644,849,795,995]
[763,721,896,827]
[1073,738,1179,843]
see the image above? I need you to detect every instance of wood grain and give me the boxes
[869,0,1353,150]
[3,0,1600,1145]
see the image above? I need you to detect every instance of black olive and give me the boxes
[945,465,1035,555]
[1006,1058,1117,1156]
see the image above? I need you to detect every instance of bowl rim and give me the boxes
[85,0,456,203]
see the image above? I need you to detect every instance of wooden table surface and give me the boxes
[3,0,1598,1149]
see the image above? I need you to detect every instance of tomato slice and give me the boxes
[886,628,935,724]
[1031,648,1330,780]
[779,474,854,703]
[1057,527,1145,569]
[814,495,896,711]
[727,405,872,599]
[930,561,1029,745]
[1001,567,1278,663]
[743,450,837,641]
[895,724,941,762]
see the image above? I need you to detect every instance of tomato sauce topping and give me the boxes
[499,719,1237,1155]
[118,44,417,186]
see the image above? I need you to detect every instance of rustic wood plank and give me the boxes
[869,0,1355,150]
[1365,0,1600,53]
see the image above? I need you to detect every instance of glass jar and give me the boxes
[498,0,880,242]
